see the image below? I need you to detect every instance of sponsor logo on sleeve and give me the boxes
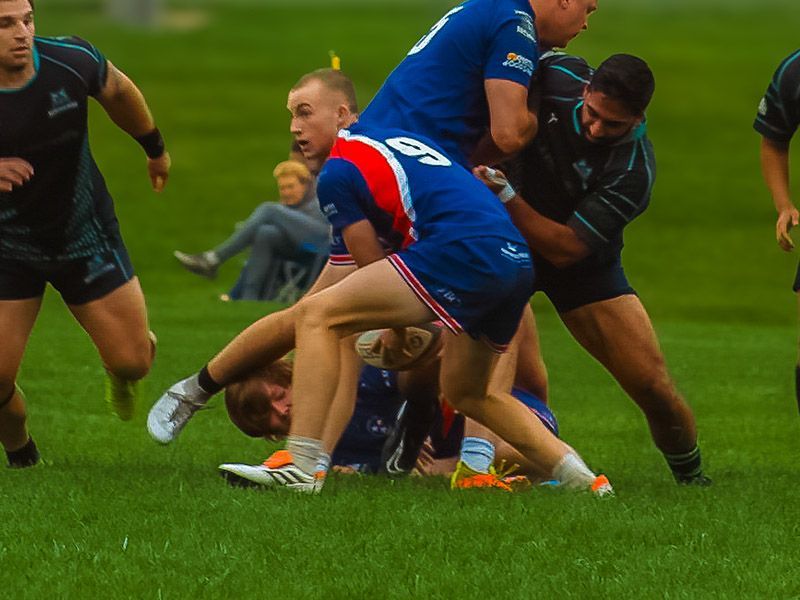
[322,203,338,217]
[502,52,535,77]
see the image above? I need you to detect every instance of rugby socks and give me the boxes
[663,445,705,484]
[551,453,596,489]
[795,365,800,414]
[459,437,495,474]
[197,366,223,396]
[6,437,40,469]
[286,435,326,475]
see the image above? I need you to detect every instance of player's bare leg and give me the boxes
[320,336,362,455]
[512,305,549,400]
[69,278,153,420]
[0,298,42,467]
[559,294,707,484]
[147,264,356,444]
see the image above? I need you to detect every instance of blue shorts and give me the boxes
[388,235,534,351]
[533,254,635,313]
[0,235,135,305]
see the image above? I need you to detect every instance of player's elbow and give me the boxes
[490,127,530,155]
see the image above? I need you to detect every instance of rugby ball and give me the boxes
[355,323,442,371]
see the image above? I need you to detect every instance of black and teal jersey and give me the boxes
[506,53,655,265]
[754,49,800,144]
[0,36,119,262]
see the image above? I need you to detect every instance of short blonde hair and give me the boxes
[273,160,311,184]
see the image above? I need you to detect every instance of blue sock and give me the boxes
[460,437,495,474]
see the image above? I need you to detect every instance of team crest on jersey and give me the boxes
[758,97,768,116]
[502,52,535,77]
[48,88,79,118]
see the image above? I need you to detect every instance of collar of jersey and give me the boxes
[0,43,40,94]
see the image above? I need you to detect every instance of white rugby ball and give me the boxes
[355,323,442,371]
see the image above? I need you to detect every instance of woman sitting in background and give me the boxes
[174,159,330,300]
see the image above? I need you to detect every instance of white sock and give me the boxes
[179,374,212,404]
[551,453,596,489]
[286,435,325,474]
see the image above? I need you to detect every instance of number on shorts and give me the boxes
[385,136,452,167]
[407,6,464,56]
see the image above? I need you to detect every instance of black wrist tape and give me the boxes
[135,128,165,159]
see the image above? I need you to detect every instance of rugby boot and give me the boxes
[450,460,512,492]
[219,450,325,494]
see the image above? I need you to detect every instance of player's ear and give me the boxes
[336,104,350,127]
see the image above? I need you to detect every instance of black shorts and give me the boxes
[0,240,135,305]
[532,254,636,313]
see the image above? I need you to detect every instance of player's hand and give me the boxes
[0,158,34,192]
[148,152,171,193]
[369,327,413,365]
[776,206,799,252]
[472,165,508,195]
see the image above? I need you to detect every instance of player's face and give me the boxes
[544,0,598,48]
[580,87,641,144]
[0,0,34,72]
[276,174,307,207]
[288,79,350,172]
[266,383,292,438]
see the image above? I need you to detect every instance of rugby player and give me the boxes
[474,52,710,485]
[222,358,561,488]
[359,0,598,168]
[0,0,170,467]
[754,49,800,412]
[214,70,613,495]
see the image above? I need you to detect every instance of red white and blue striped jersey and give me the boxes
[317,123,524,263]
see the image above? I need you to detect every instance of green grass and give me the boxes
[3,1,800,597]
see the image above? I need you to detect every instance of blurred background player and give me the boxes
[0,0,170,467]
[754,49,800,413]
[174,157,330,301]
[474,52,710,485]
[359,0,598,168]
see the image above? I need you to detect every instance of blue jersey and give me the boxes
[359,0,539,167]
[318,122,525,264]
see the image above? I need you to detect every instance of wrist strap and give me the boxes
[135,128,165,159]
[498,183,516,204]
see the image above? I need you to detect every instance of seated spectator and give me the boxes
[174,159,330,300]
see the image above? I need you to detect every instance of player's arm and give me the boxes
[760,138,797,251]
[341,220,387,267]
[470,80,538,166]
[473,166,589,267]
[95,61,170,192]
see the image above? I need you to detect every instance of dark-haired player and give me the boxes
[754,49,800,412]
[0,0,170,467]
[475,53,710,485]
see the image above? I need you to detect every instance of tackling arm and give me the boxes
[760,137,798,251]
[470,80,538,166]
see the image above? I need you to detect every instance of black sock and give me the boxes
[198,365,223,395]
[6,437,40,469]
[663,445,704,483]
[795,365,800,414]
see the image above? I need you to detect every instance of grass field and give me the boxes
[3,0,800,597]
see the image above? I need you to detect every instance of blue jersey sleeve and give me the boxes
[316,158,373,232]
[483,5,539,87]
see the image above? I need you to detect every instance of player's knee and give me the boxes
[294,294,333,331]
[105,343,153,381]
